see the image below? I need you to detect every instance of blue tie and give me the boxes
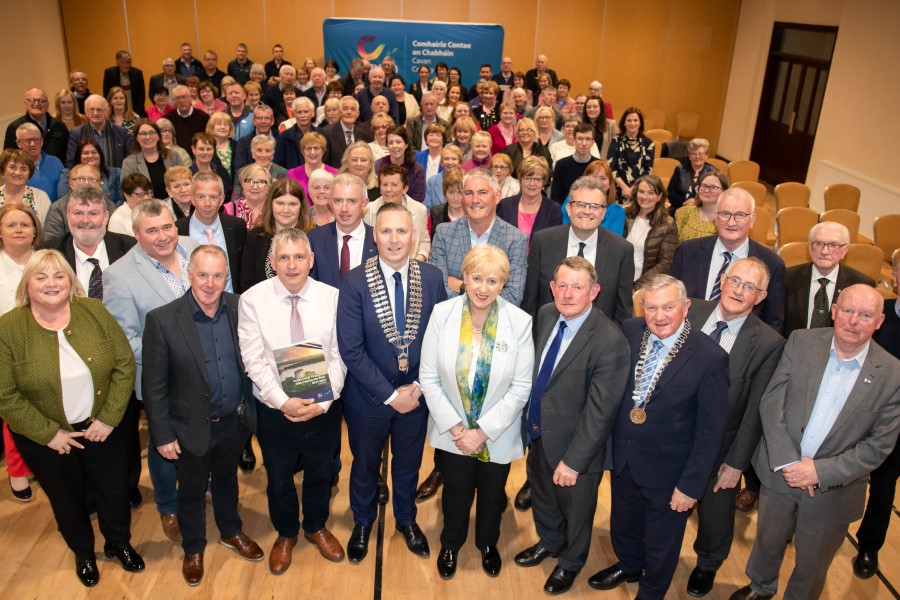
[638,340,664,404]
[393,272,405,335]
[709,320,729,344]
[709,252,733,301]
[527,321,567,441]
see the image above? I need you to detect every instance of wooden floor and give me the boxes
[1,419,898,600]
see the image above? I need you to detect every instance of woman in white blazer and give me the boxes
[420,245,534,580]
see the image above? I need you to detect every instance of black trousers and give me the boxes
[440,451,510,552]
[122,393,142,492]
[175,412,247,554]
[693,474,740,570]
[13,423,131,558]
[256,401,341,538]
[856,432,900,552]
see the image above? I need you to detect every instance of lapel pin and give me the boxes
[495,341,508,352]
[864,378,872,384]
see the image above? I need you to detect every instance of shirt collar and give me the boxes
[468,217,496,243]
[714,236,750,258]
[829,337,869,368]
[72,239,106,263]
[188,289,226,321]
[650,320,687,351]
[557,306,591,335]
[272,275,313,302]
[567,226,598,249]
[342,220,366,241]
[190,214,221,235]
[812,263,840,285]
[711,304,748,331]
[378,257,409,281]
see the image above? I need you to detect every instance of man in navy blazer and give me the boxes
[669,187,785,333]
[308,174,377,288]
[589,275,729,600]
[337,203,447,564]
[322,97,373,169]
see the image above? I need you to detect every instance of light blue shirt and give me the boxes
[799,340,869,458]
[645,320,687,380]
[188,215,233,292]
[538,308,592,374]
[468,218,496,247]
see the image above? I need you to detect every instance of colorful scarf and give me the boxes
[455,297,498,462]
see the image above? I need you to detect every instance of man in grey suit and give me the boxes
[514,257,630,594]
[406,93,450,150]
[103,199,199,543]
[684,257,785,597]
[731,284,900,600]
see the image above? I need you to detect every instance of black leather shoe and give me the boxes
[104,542,145,572]
[396,523,430,557]
[687,566,716,597]
[545,566,579,594]
[347,524,371,563]
[514,480,532,511]
[129,487,142,510]
[75,555,100,587]
[481,545,501,576]
[437,547,458,579]
[587,565,642,590]
[515,542,558,567]
[728,585,773,600]
[239,443,256,473]
[853,549,878,579]
[377,474,390,505]
[415,468,443,501]
[10,481,32,502]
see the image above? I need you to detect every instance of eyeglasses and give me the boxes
[137,130,158,138]
[571,201,606,211]
[716,211,751,223]
[810,241,847,251]
[522,176,544,184]
[243,178,269,187]
[723,276,763,295]
[699,184,722,192]
[16,138,42,146]
[73,177,100,184]
[128,191,151,199]
[26,98,48,106]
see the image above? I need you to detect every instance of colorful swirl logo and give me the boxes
[357,36,386,60]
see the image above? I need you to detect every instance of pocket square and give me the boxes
[495,341,508,352]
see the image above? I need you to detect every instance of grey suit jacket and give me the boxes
[102,237,200,400]
[429,216,528,305]
[754,327,900,523]
[688,300,785,471]
[120,151,185,181]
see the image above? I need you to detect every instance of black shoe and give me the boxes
[104,542,145,572]
[129,487,142,510]
[515,542,558,567]
[545,566,580,595]
[481,545,501,576]
[853,549,878,579]
[75,555,99,587]
[587,565,642,590]
[687,566,716,597]
[377,474,390,505]
[514,480,531,511]
[437,547,458,579]
[239,445,256,473]
[415,468,443,501]
[396,523,430,557]
[347,524,371,563]
[10,482,32,502]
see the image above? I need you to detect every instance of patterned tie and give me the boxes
[205,227,215,244]
[709,252,733,301]
[638,340,664,404]
[810,277,831,328]
[393,272,405,336]
[345,130,353,145]
[709,320,729,344]
[86,258,103,300]
[289,295,305,343]
[527,321,567,441]
[577,242,586,258]
[340,234,352,276]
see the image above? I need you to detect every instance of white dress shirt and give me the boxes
[336,220,367,270]
[73,241,110,293]
[806,265,839,327]
[378,257,410,406]
[566,226,598,267]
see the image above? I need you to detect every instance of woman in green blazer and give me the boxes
[0,250,142,588]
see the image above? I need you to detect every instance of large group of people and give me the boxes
[0,42,898,600]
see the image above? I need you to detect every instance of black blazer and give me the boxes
[688,299,785,471]
[148,73,187,99]
[783,262,875,336]
[307,221,378,289]
[236,129,280,173]
[65,122,132,169]
[406,114,451,149]
[240,227,272,292]
[874,298,900,359]
[176,214,247,293]
[496,194,563,241]
[103,66,146,116]
[502,142,553,176]
[322,122,373,169]
[142,292,255,455]
[669,236,786,334]
[522,224,634,325]
[39,231,136,270]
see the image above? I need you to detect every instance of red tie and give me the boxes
[340,234,351,276]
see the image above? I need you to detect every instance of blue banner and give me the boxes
[323,18,505,89]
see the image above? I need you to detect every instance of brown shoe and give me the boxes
[304,528,345,562]
[220,534,265,561]
[415,468,443,501]
[269,536,297,575]
[729,585,773,600]
[182,552,204,586]
[160,514,182,541]
[735,489,760,512]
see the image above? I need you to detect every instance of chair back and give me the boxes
[774,182,811,212]
[676,112,699,139]
[823,183,861,212]
[777,242,811,268]
[843,243,885,281]
[749,206,773,246]
[706,157,729,174]
[872,214,900,264]
[643,108,666,131]
[645,129,674,160]
[633,289,644,317]
[728,160,760,184]
[733,181,768,209]
[653,157,680,180]
[820,209,860,243]
[776,207,819,247]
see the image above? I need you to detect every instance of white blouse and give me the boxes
[626,217,652,281]
[58,329,94,424]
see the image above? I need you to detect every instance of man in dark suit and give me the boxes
[670,187,785,333]
[340,58,368,96]
[589,275,729,600]
[303,67,329,108]
[175,172,246,293]
[406,93,450,150]
[3,87,70,163]
[524,54,558,98]
[784,221,874,336]
[514,257,630,594]
[355,66,400,124]
[148,58,187,104]
[683,258,786,597]
[143,246,264,587]
[176,43,204,79]
[66,95,132,169]
[322,96,373,169]
[336,203,447,563]
[103,51,146,116]
[732,285,900,600]
[197,50,226,91]
[236,104,279,173]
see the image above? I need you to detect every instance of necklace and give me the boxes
[365,256,423,372]
[629,320,691,424]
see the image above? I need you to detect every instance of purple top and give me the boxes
[375,156,426,202]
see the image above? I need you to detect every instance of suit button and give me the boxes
[96,390,102,396]
[87,357,94,363]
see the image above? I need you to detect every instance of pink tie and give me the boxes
[205,227,215,244]
[289,295,305,343]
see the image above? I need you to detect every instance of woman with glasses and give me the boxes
[534,106,563,149]
[623,174,678,290]
[497,156,561,243]
[155,118,192,166]
[488,102,518,156]
[667,138,716,213]
[287,132,337,201]
[108,173,152,236]
[121,119,185,201]
[367,113,394,161]
[502,118,552,177]
[57,140,122,206]
[230,136,286,201]
[677,170,730,243]
[194,81,226,116]
[0,150,50,224]
[340,141,380,201]
[489,154,520,199]
[225,163,271,228]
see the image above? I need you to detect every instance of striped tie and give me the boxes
[709,252,733,301]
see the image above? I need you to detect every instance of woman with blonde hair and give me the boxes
[368,113,395,161]
[502,118,552,176]
[54,89,85,130]
[497,155,561,241]
[340,141,379,200]
[155,118,191,165]
[225,163,271,228]
[206,111,237,180]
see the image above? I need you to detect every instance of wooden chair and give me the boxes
[645,129,674,159]
[653,157,680,180]
[633,289,644,317]
[778,242,811,268]
[733,181,768,209]
[842,243,885,282]
[749,206,774,247]
[774,182,811,212]
[823,183,861,212]
[676,111,700,139]
[776,207,819,247]
[728,160,760,184]
[644,108,666,132]
[820,209,861,243]
[707,157,729,174]
[873,214,900,266]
